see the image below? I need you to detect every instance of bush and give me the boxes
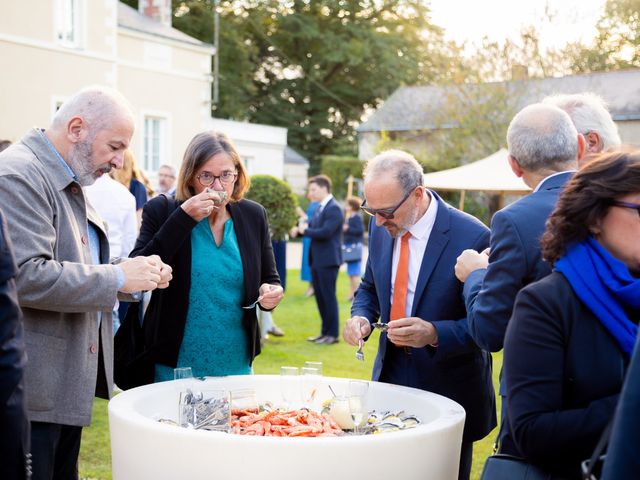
[246,175,298,240]
[319,155,364,200]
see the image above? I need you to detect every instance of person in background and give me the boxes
[0,86,172,479]
[111,150,153,225]
[343,150,495,480]
[84,174,138,333]
[156,164,177,196]
[131,130,284,380]
[343,196,364,301]
[0,208,29,479]
[298,197,319,297]
[543,92,621,165]
[0,140,11,153]
[502,151,640,478]
[292,175,343,345]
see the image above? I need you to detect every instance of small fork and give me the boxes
[355,339,365,362]
[241,295,264,310]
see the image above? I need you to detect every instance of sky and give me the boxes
[428,0,607,51]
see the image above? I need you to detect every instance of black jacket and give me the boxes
[503,272,627,479]
[130,195,280,367]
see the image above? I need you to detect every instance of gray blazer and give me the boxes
[0,129,122,426]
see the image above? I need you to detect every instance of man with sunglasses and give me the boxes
[343,150,495,480]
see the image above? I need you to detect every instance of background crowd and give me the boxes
[0,85,639,480]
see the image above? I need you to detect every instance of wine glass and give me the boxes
[300,366,321,409]
[348,380,369,434]
[303,361,323,376]
[280,366,300,409]
[174,367,193,381]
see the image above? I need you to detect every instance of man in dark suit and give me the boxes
[343,150,495,480]
[295,175,343,344]
[0,208,30,479]
[454,103,584,433]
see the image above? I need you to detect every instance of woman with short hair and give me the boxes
[131,131,283,380]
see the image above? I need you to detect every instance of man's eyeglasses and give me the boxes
[611,200,640,216]
[361,187,417,220]
[196,170,237,187]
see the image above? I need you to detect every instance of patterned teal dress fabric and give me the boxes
[155,218,250,381]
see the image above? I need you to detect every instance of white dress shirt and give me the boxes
[390,191,439,318]
[84,175,138,258]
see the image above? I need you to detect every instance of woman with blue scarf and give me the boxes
[502,151,640,479]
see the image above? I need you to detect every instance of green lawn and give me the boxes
[79,269,500,479]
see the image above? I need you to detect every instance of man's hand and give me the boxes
[343,316,371,346]
[156,256,173,289]
[258,283,284,310]
[454,248,489,282]
[387,317,437,348]
[118,255,167,293]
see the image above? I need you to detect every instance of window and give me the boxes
[143,117,166,172]
[56,0,82,48]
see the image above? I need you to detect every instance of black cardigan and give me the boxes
[130,195,280,367]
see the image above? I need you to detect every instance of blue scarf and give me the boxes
[555,236,640,356]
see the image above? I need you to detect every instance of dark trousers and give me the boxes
[30,422,82,480]
[311,265,339,337]
[459,440,472,480]
[0,381,30,479]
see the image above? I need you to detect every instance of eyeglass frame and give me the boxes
[360,186,420,220]
[196,170,238,187]
[611,200,640,216]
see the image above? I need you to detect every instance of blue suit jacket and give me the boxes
[352,192,496,442]
[464,172,573,355]
[305,197,343,268]
[603,329,640,479]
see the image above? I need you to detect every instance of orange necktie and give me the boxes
[390,232,411,320]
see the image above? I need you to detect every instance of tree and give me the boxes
[564,0,640,72]
[245,174,298,241]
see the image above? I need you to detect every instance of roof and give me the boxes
[423,149,531,194]
[118,2,212,48]
[284,146,309,166]
[358,69,640,132]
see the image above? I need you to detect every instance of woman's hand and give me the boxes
[180,190,221,221]
[258,283,284,310]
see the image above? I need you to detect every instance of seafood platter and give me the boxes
[109,375,465,480]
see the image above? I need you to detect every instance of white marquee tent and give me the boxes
[423,149,531,210]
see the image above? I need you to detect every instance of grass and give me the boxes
[79,269,501,479]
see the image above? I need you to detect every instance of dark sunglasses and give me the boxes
[611,200,640,216]
[361,187,417,220]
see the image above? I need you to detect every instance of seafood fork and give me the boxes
[355,339,365,361]
[242,295,264,310]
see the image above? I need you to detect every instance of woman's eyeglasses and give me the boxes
[611,200,640,216]
[360,187,417,220]
[196,170,237,187]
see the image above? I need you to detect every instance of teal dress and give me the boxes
[155,218,250,381]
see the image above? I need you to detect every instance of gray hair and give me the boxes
[543,92,621,149]
[364,149,423,194]
[159,164,176,176]
[507,103,579,172]
[51,86,135,137]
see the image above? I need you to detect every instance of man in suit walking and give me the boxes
[295,175,343,345]
[0,208,30,479]
[0,86,172,479]
[343,150,495,480]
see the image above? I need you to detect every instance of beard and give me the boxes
[383,207,420,238]
[68,139,111,186]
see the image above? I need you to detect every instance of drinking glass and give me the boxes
[280,366,300,409]
[174,367,193,381]
[303,361,323,376]
[348,380,369,434]
[300,366,321,409]
[194,389,231,432]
